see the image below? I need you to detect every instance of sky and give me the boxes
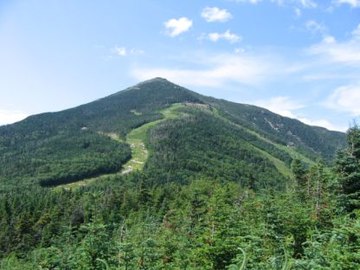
[0,0,359,131]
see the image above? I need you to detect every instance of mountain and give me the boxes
[0,78,345,191]
[2,78,358,270]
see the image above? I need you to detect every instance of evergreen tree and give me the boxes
[291,159,308,198]
[336,125,360,212]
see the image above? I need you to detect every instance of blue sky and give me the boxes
[0,0,359,131]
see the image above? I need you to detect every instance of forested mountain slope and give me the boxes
[200,97,345,161]
[2,78,359,270]
[0,78,345,190]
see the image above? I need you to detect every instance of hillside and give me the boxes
[2,78,359,270]
[0,78,345,191]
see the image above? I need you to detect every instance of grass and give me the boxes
[124,103,185,172]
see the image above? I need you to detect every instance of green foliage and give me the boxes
[0,78,200,189]
[145,108,287,189]
[0,78,345,189]
[0,78,354,269]
[336,125,360,211]
[207,98,346,162]
[0,171,359,269]
[0,130,131,189]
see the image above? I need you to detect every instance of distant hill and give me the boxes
[0,78,346,191]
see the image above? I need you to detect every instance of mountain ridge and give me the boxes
[3,77,344,133]
[0,78,346,190]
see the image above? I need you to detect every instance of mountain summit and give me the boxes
[0,79,345,190]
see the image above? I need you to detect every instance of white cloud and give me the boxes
[253,96,344,131]
[238,0,316,8]
[308,24,360,65]
[235,47,246,54]
[254,96,304,118]
[235,0,263,4]
[207,30,242,43]
[298,117,345,131]
[270,0,285,4]
[0,110,28,126]
[325,84,360,115]
[305,20,327,36]
[201,7,232,22]
[131,52,275,87]
[129,48,145,55]
[294,8,302,17]
[278,0,317,7]
[237,0,317,8]
[299,0,317,8]
[335,0,360,7]
[113,47,127,56]
[322,35,336,44]
[352,24,360,39]
[164,17,193,37]
[112,47,144,57]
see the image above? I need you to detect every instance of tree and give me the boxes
[291,159,308,198]
[335,125,360,212]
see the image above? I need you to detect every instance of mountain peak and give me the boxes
[137,77,169,85]
[0,78,346,192]
[149,77,168,82]
[121,78,176,93]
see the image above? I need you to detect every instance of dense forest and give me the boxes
[0,79,357,269]
[0,126,359,269]
[0,78,345,191]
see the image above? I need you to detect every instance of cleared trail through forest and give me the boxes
[59,103,184,189]
[122,103,184,175]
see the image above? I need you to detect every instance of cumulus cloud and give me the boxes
[206,30,242,43]
[0,110,28,126]
[325,84,360,115]
[335,0,360,7]
[201,7,233,22]
[164,17,192,37]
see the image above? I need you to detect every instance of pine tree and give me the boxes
[291,159,307,198]
[335,125,360,212]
